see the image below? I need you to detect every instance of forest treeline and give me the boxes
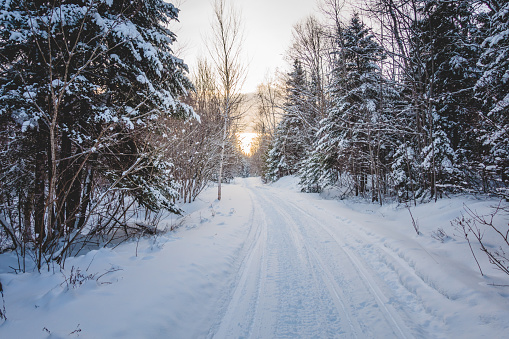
[252,0,508,204]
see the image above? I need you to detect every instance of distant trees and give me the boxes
[156,0,247,203]
[250,76,283,178]
[0,0,195,269]
[166,56,243,203]
[158,0,247,203]
[265,60,308,181]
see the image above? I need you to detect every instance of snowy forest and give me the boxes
[256,0,509,205]
[0,0,507,267]
[0,0,509,337]
[0,0,250,271]
[0,0,508,266]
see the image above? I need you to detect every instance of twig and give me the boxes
[96,268,123,285]
[488,283,509,287]
[406,204,420,235]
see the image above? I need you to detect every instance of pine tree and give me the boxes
[265,60,308,182]
[303,14,390,199]
[401,0,483,199]
[0,0,194,266]
[419,0,481,148]
[475,1,509,195]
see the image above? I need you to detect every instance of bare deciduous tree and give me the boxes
[207,0,247,200]
[453,201,509,277]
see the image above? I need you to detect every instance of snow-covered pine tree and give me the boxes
[412,0,484,198]
[475,1,509,196]
[265,60,308,182]
[90,0,195,213]
[391,141,419,202]
[0,0,194,267]
[304,14,391,200]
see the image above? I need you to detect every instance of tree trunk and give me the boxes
[77,159,95,230]
[66,157,82,233]
[218,104,228,201]
[57,130,72,234]
[34,147,46,243]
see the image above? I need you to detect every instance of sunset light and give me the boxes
[237,132,258,155]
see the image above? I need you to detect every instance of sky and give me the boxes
[171,0,319,94]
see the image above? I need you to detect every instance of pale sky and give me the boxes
[171,0,319,93]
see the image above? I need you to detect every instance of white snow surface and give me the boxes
[1,176,508,338]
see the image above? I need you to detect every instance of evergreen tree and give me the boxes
[475,1,509,195]
[265,60,308,181]
[377,0,487,201]
[419,0,481,150]
[303,14,391,200]
[0,0,194,265]
[391,141,419,202]
[399,0,482,199]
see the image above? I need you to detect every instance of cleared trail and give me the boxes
[207,178,446,339]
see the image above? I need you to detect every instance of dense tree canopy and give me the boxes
[0,0,195,268]
[261,1,508,204]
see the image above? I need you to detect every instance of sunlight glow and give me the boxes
[237,132,258,155]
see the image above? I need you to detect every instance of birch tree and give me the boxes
[207,0,246,200]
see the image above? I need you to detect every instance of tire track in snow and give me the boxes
[250,180,409,338]
[214,179,355,338]
[261,190,411,338]
[276,191,447,338]
[209,178,443,338]
[208,188,269,338]
[253,190,362,338]
[249,193,325,337]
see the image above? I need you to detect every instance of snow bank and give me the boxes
[269,175,301,191]
[0,182,254,338]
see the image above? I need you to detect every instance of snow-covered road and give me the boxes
[208,178,441,338]
[1,177,508,338]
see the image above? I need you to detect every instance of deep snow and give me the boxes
[0,176,508,338]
